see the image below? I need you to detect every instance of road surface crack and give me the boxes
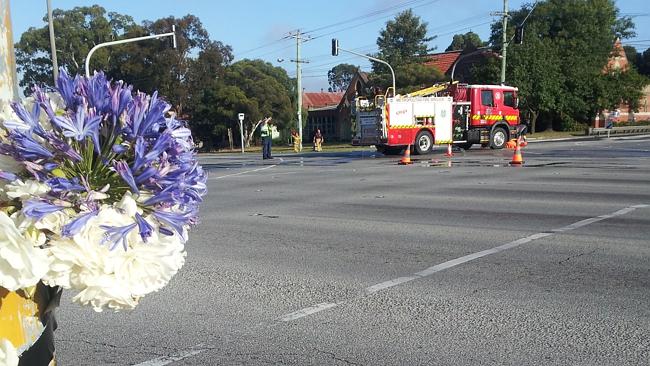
[558,249,598,265]
[314,349,363,365]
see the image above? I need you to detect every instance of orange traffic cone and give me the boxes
[444,143,453,157]
[510,138,524,165]
[399,145,413,165]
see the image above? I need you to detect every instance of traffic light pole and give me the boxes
[331,39,396,97]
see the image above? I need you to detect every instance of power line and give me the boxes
[303,0,441,35]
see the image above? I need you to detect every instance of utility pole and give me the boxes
[0,0,20,104]
[286,30,310,150]
[46,0,58,84]
[500,0,509,84]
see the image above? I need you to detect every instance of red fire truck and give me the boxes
[351,83,522,154]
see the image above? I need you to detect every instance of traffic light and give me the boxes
[514,26,524,45]
[331,38,339,56]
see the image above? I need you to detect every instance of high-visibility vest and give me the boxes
[261,123,270,138]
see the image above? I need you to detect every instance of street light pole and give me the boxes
[46,0,58,84]
[500,0,509,84]
[284,30,310,151]
[296,32,303,151]
[85,26,176,77]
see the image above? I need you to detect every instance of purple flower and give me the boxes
[81,71,109,112]
[0,171,17,181]
[152,210,189,240]
[109,81,132,119]
[114,160,139,194]
[135,213,153,242]
[132,136,147,171]
[52,106,101,151]
[45,132,83,161]
[56,68,81,109]
[46,177,85,193]
[10,131,54,160]
[144,132,172,163]
[100,223,137,251]
[5,102,45,136]
[22,200,65,220]
[135,166,158,185]
[112,144,128,154]
[62,210,98,237]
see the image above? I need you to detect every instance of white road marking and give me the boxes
[134,344,208,366]
[280,204,647,322]
[280,302,338,321]
[210,158,284,180]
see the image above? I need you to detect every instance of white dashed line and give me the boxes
[280,302,339,321]
[280,204,648,322]
[134,345,208,366]
[211,158,284,180]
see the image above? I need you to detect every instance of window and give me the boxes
[481,90,494,107]
[503,91,516,108]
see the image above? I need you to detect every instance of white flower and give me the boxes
[0,338,19,366]
[43,207,186,312]
[0,212,49,291]
[4,179,50,200]
[34,210,70,235]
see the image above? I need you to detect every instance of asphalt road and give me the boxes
[54,135,650,365]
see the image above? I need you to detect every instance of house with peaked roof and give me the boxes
[602,38,650,124]
[303,91,344,142]
[303,70,372,142]
[424,48,497,82]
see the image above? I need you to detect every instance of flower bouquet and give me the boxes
[0,69,206,363]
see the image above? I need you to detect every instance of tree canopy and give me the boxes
[446,32,484,52]
[327,63,358,92]
[485,0,648,132]
[371,9,441,93]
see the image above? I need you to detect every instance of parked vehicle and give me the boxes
[351,83,523,154]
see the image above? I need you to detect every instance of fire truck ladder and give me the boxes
[405,81,458,97]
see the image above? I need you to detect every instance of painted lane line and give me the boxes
[280,204,647,322]
[366,276,419,294]
[280,302,338,322]
[211,162,280,180]
[134,345,208,366]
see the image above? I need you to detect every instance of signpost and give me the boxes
[238,113,245,153]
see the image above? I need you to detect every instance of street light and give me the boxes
[85,26,177,77]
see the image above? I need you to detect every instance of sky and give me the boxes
[8,0,650,91]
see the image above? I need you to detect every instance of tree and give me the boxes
[14,5,139,91]
[190,59,294,149]
[446,32,484,51]
[486,0,638,131]
[372,9,438,92]
[327,64,358,92]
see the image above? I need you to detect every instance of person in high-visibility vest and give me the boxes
[291,128,301,152]
[260,119,273,159]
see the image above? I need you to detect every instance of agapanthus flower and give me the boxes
[0,68,206,312]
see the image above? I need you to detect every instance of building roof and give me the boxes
[423,50,462,75]
[604,38,629,73]
[303,92,345,110]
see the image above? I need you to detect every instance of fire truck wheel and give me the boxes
[489,127,508,149]
[414,131,433,155]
